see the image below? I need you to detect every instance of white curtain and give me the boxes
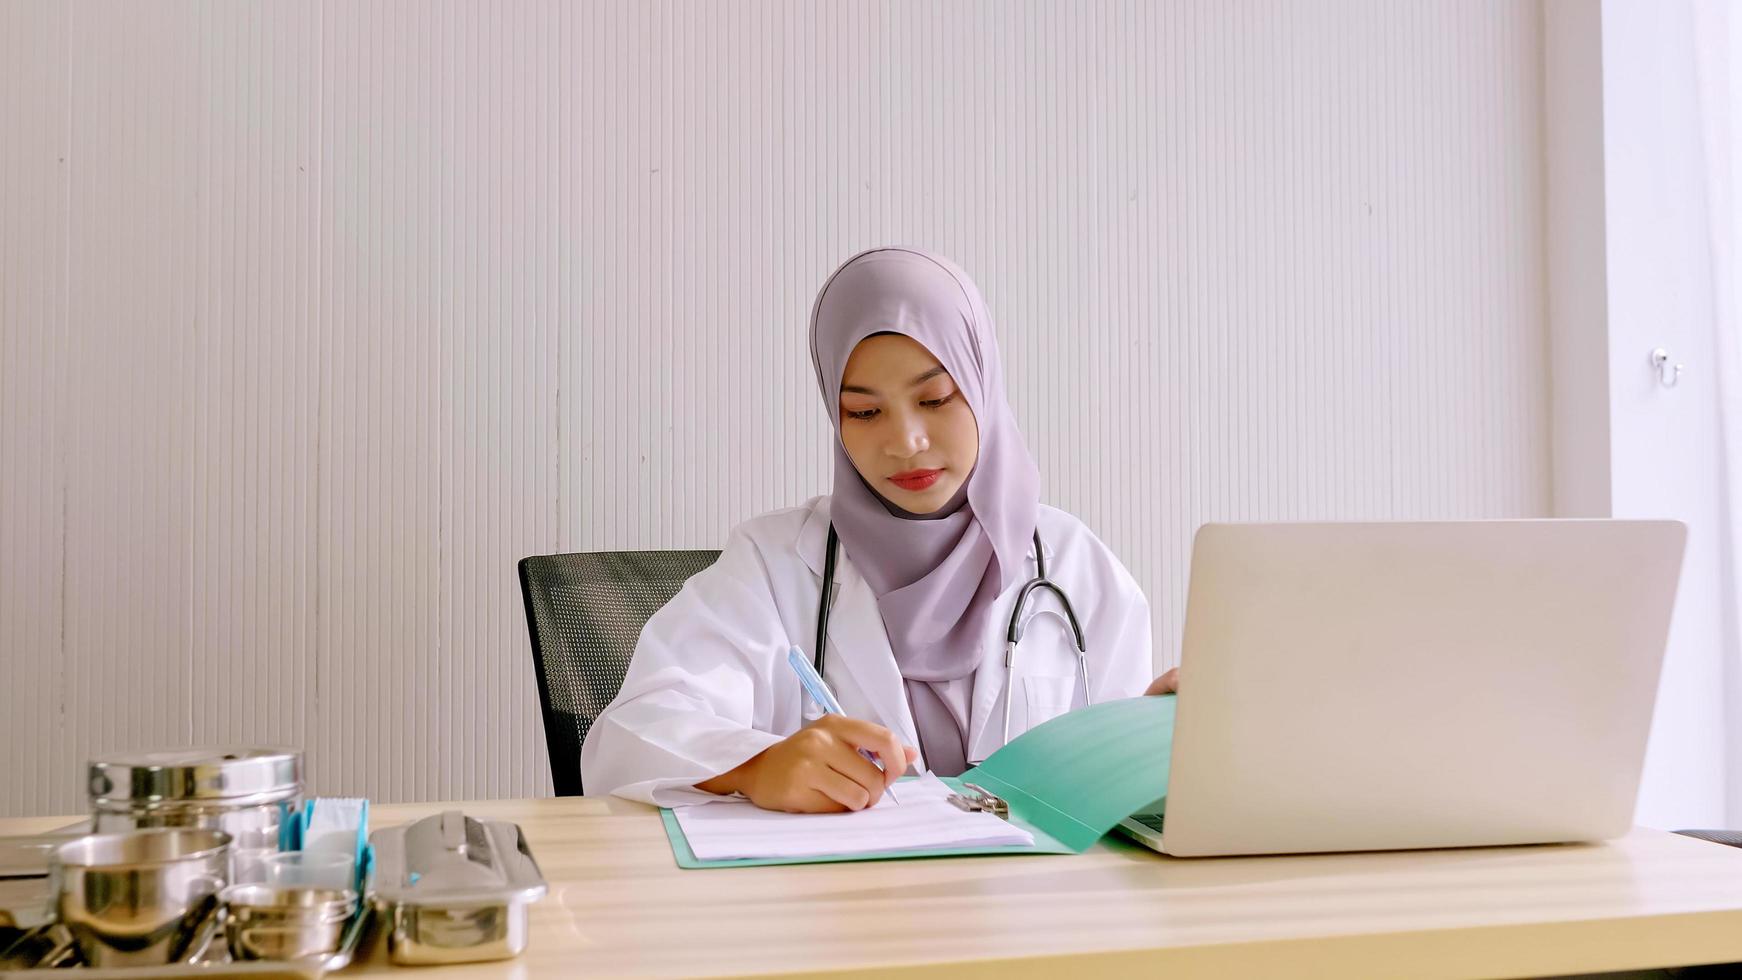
[1692,0,1742,824]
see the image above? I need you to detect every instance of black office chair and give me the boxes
[518,549,721,796]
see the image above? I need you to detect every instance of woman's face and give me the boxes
[837,334,980,516]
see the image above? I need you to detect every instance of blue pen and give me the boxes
[787,646,900,804]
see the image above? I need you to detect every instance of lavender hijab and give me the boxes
[809,249,1040,772]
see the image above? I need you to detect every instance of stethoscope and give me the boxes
[813,523,1090,751]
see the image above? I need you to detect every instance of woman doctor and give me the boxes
[580,248,1177,812]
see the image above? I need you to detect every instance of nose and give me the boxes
[885,413,930,459]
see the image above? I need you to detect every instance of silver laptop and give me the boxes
[1116,519,1687,857]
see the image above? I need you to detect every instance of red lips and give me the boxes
[889,469,943,492]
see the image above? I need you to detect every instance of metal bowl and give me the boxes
[221,884,356,962]
[53,828,230,968]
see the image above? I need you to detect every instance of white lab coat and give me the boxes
[579,495,1154,805]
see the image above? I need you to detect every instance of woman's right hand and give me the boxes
[696,716,918,813]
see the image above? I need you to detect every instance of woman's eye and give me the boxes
[843,408,879,421]
[920,392,958,409]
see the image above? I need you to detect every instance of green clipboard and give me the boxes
[661,694,1175,869]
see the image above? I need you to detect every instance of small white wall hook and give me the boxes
[1650,348,1684,388]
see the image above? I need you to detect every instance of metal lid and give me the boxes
[370,811,546,908]
[88,748,302,807]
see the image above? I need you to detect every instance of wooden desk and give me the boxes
[9,798,1742,977]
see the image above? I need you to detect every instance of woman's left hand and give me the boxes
[1144,667,1179,696]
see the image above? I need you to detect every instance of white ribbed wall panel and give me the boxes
[0,0,1549,816]
[1,0,72,817]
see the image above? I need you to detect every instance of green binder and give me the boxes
[661,694,1175,869]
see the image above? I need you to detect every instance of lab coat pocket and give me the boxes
[1021,675,1075,733]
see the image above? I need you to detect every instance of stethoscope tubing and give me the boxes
[814,524,1091,755]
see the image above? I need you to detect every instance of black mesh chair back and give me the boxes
[518,549,721,796]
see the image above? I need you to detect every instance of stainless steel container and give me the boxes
[88,748,302,875]
[0,833,73,933]
[370,811,546,965]
[220,884,357,962]
[52,828,230,968]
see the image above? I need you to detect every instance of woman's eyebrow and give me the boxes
[908,366,949,387]
[840,365,949,397]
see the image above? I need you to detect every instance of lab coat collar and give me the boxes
[798,496,831,579]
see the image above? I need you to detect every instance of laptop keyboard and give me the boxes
[1130,812,1165,832]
